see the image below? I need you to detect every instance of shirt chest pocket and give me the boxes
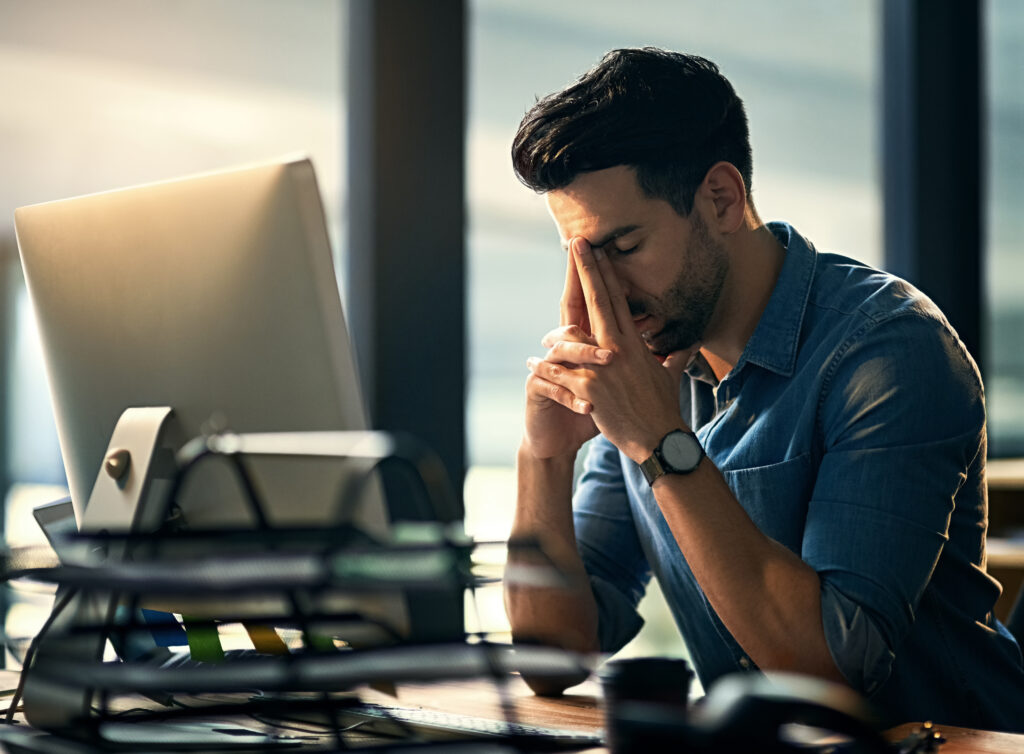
[720,453,815,554]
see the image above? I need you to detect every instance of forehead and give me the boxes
[544,165,669,246]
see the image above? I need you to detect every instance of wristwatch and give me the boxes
[640,429,704,486]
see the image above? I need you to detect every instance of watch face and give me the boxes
[661,431,703,471]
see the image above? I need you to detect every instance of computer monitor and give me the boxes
[16,159,368,520]
[13,158,465,640]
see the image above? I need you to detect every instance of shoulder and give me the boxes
[808,252,934,324]
[806,254,977,383]
[808,264,984,448]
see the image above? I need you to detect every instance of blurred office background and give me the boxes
[0,0,1020,660]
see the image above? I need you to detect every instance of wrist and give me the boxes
[627,421,689,465]
[518,438,578,467]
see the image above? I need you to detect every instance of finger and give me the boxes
[589,238,634,336]
[545,340,613,366]
[571,237,621,341]
[540,324,594,349]
[559,246,591,333]
[525,371,592,415]
[527,356,597,406]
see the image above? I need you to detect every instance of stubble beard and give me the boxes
[636,213,728,358]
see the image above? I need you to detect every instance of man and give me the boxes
[505,47,1024,731]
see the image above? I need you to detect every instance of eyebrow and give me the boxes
[561,224,641,252]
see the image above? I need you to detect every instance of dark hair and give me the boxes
[512,48,753,216]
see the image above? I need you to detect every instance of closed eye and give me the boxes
[613,244,639,257]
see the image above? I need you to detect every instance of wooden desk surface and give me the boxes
[4,670,1022,752]
[385,677,1024,754]
[378,676,607,733]
[886,722,1024,754]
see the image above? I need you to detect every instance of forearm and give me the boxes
[504,444,599,693]
[653,459,846,684]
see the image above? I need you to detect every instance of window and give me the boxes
[0,0,343,662]
[0,0,344,496]
[985,0,1024,456]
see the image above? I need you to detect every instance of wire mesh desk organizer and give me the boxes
[0,426,599,752]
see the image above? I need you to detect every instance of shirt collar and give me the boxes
[733,221,817,378]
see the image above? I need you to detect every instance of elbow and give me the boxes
[508,626,598,697]
[520,668,591,697]
[819,583,898,696]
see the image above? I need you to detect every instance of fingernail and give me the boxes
[526,357,538,369]
[596,349,612,362]
[575,399,590,413]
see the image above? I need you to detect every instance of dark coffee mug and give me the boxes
[599,657,693,753]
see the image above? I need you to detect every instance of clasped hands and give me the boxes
[524,237,695,465]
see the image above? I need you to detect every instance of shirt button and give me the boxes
[739,656,751,669]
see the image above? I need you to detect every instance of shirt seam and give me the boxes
[815,307,941,440]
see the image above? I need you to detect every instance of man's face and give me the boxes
[545,165,728,357]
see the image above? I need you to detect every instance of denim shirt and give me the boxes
[574,222,1024,731]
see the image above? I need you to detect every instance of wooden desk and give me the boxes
[375,676,606,734]
[886,722,1024,754]
[4,670,1023,752]
[386,677,1024,754]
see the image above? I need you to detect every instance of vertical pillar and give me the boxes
[346,0,466,516]
[883,0,984,370]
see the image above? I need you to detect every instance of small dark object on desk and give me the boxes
[598,657,692,753]
[893,722,946,754]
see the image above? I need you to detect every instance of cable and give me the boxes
[3,586,79,724]
[246,711,337,736]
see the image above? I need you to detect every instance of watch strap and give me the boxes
[639,454,666,486]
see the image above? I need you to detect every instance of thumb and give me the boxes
[662,348,699,383]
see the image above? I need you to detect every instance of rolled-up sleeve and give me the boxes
[805,310,985,694]
[573,436,650,653]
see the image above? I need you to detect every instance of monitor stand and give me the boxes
[22,406,176,731]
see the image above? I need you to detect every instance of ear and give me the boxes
[697,161,747,234]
